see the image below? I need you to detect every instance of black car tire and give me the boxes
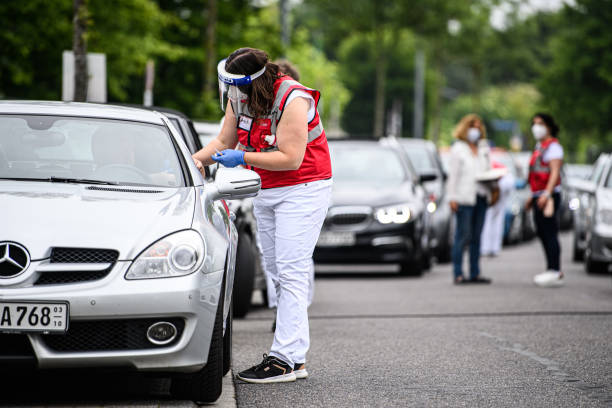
[400,259,424,276]
[585,253,608,274]
[222,299,233,376]
[572,234,584,262]
[233,232,256,318]
[437,242,452,263]
[400,247,424,276]
[170,276,224,403]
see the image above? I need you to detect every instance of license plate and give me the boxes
[317,231,356,247]
[0,301,69,333]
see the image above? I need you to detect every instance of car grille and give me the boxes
[34,248,119,286]
[41,318,185,352]
[35,270,111,285]
[329,213,369,226]
[50,248,119,263]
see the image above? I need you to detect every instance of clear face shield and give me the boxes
[217,59,266,117]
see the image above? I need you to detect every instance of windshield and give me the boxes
[565,164,592,180]
[402,146,437,174]
[330,144,407,185]
[0,115,184,187]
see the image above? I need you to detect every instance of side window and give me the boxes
[592,158,607,186]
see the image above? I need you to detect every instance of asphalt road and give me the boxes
[233,232,612,407]
[3,232,611,407]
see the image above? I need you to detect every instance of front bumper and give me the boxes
[0,261,223,373]
[314,222,420,264]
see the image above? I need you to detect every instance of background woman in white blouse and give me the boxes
[447,114,493,284]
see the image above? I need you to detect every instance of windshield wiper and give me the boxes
[0,177,118,185]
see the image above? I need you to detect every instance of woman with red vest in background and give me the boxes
[526,113,564,287]
[192,48,332,383]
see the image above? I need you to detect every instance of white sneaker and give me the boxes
[534,271,564,287]
[294,363,308,379]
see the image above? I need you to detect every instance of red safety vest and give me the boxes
[233,75,332,189]
[528,137,562,192]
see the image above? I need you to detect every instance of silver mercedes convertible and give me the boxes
[0,101,260,403]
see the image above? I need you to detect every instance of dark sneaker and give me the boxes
[469,276,492,284]
[236,354,296,384]
[294,363,308,379]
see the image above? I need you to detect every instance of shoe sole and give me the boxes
[534,280,564,288]
[295,369,308,379]
[236,372,297,384]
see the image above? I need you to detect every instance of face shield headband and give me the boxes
[217,58,266,114]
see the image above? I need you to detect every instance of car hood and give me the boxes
[0,181,195,260]
[331,181,417,208]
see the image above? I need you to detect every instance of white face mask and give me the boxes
[467,127,481,143]
[531,124,548,140]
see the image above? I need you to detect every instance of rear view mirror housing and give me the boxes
[205,167,261,201]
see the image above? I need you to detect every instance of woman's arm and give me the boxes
[447,146,462,211]
[243,97,309,171]
[192,102,239,166]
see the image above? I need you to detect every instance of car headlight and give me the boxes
[374,204,412,224]
[596,209,612,226]
[569,197,580,211]
[126,230,206,280]
[426,201,437,214]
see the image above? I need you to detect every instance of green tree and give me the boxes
[0,0,72,100]
[538,0,612,151]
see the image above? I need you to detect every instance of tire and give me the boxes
[170,278,225,403]
[437,242,452,263]
[233,232,256,318]
[585,254,608,274]
[222,300,233,376]
[399,246,424,276]
[400,259,424,276]
[572,234,584,262]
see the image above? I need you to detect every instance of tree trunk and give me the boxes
[279,0,289,52]
[73,0,88,102]
[471,63,482,112]
[431,55,444,145]
[373,26,386,139]
[203,0,217,98]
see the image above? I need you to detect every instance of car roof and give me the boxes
[0,100,165,125]
[193,120,222,134]
[396,138,435,147]
[329,139,388,147]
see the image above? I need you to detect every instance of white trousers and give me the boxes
[253,178,332,366]
[481,174,515,255]
[480,200,506,255]
[264,259,315,309]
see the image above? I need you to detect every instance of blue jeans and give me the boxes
[452,195,487,279]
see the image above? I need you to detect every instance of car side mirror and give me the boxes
[419,172,438,183]
[206,167,261,201]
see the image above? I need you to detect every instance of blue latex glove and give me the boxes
[211,149,246,168]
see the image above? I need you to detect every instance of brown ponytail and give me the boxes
[225,48,280,119]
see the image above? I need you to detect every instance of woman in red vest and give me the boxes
[192,48,332,383]
[526,113,564,287]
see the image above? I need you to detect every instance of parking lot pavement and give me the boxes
[233,232,612,407]
[3,233,610,407]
